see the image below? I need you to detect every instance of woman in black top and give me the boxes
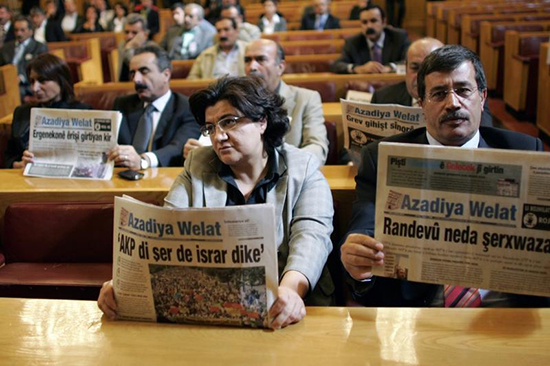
[4,53,91,168]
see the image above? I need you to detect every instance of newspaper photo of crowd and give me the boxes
[149,265,268,328]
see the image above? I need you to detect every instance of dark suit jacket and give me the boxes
[300,13,341,30]
[331,28,410,74]
[371,81,494,127]
[133,5,160,39]
[45,19,67,42]
[0,39,48,99]
[4,100,91,168]
[2,22,15,44]
[114,92,200,167]
[346,126,549,307]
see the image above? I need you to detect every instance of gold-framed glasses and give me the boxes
[200,116,248,137]
[426,87,479,103]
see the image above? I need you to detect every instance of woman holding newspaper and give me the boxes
[4,54,91,168]
[98,76,335,330]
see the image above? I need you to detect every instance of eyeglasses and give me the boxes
[200,116,248,137]
[426,87,479,103]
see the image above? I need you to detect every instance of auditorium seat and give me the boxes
[0,202,114,300]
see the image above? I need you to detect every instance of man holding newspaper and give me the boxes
[341,45,549,307]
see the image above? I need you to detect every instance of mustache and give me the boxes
[439,111,470,123]
[219,37,228,42]
[134,83,148,91]
[365,28,376,35]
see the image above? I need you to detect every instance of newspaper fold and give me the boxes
[113,196,278,328]
[373,142,550,297]
[23,108,121,180]
[341,99,425,164]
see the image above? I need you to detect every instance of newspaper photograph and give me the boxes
[373,142,550,297]
[341,99,425,164]
[113,196,278,328]
[23,108,121,180]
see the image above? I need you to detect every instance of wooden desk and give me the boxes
[2,298,549,365]
[0,166,357,235]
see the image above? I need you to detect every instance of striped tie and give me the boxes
[444,285,481,307]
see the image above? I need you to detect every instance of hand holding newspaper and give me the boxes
[372,142,550,297]
[23,108,121,179]
[113,196,278,328]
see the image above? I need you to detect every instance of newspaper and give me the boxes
[341,99,425,164]
[372,142,550,297]
[113,196,278,328]
[23,108,121,180]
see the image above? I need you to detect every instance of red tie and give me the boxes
[444,285,481,307]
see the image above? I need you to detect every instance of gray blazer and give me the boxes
[279,81,328,164]
[165,143,335,305]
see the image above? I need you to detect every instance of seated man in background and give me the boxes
[117,13,156,82]
[30,6,66,43]
[0,15,47,103]
[110,45,200,170]
[0,5,15,48]
[371,37,493,126]
[301,0,340,30]
[160,3,214,60]
[331,4,409,74]
[133,0,159,40]
[220,4,261,42]
[184,39,328,165]
[341,45,549,307]
[187,17,247,79]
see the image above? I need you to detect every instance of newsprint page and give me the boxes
[113,196,279,328]
[373,143,550,297]
[340,99,425,164]
[23,108,121,180]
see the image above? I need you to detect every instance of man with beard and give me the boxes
[341,45,548,307]
[109,45,200,169]
[331,4,409,74]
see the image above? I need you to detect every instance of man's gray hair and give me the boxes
[126,13,148,30]
[185,3,204,20]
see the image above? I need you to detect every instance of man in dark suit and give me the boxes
[372,37,493,127]
[341,45,549,307]
[0,5,15,48]
[331,4,409,74]
[133,0,159,40]
[109,45,200,170]
[300,0,341,30]
[30,7,66,43]
[0,16,48,102]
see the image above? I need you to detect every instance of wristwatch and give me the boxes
[140,157,150,170]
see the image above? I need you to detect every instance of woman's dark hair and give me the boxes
[26,53,75,103]
[417,45,487,100]
[84,4,100,22]
[114,1,128,16]
[189,75,290,154]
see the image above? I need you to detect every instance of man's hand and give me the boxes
[354,61,387,74]
[109,145,141,170]
[183,138,203,159]
[97,280,117,320]
[341,233,384,280]
[126,32,147,49]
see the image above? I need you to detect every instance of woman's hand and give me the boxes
[269,270,309,330]
[13,150,35,169]
[97,280,118,320]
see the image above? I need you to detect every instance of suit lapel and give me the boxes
[203,157,227,207]
[266,151,288,231]
[357,36,371,63]
[280,82,296,122]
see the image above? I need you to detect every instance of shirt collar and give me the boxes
[148,89,172,113]
[426,129,481,148]
[366,30,385,50]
